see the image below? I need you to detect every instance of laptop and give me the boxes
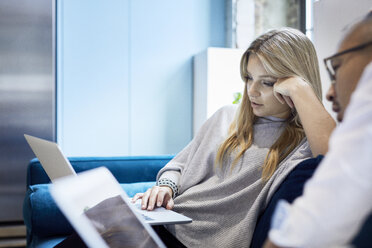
[50,167,167,248]
[24,134,192,225]
[24,134,77,182]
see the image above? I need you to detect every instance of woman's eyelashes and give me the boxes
[245,74,276,87]
[262,80,276,87]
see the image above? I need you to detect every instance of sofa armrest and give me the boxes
[23,184,73,242]
[27,155,174,186]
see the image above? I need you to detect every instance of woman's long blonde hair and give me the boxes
[215,28,322,181]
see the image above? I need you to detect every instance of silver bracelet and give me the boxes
[156,178,178,199]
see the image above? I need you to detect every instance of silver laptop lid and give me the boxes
[50,167,166,248]
[24,134,76,182]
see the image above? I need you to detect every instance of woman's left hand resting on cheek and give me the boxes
[273,76,336,156]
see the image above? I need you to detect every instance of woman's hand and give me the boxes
[273,76,336,156]
[131,186,174,211]
[273,76,310,109]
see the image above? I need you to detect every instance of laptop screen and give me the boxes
[84,195,159,248]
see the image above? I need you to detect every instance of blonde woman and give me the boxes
[133,28,335,248]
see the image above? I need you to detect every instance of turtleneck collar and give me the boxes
[256,116,287,124]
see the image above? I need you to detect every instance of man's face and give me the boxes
[326,35,372,122]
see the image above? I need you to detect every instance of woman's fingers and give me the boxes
[273,91,285,104]
[165,198,174,210]
[273,87,295,108]
[141,187,153,210]
[158,187,174,209]
[147,186,160,210]
[283,95,294,108]
[131,193,144,203]
[156,190,167,207]
[136,186,174,211]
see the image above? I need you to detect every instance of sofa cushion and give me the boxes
[23,181,156,239]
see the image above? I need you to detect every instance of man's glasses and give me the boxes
[323,40,372,83]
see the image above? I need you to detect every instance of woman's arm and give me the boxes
[274,77,336,156]
[133,105,238,210]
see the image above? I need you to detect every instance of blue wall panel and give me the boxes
[130,0,225,155]
[57,0,225,156]
[57,0,130,156]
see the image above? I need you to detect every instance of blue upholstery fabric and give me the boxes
[23,156,173,248]
[27,156,174,186]
[23,185,73,239]
[250,155,323,248]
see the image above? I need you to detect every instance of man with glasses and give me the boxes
[263,12,372,248]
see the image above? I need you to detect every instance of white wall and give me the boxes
[193,48,245,136]
[313,0,372,119]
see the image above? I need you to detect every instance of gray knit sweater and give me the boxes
[157,105,312,248]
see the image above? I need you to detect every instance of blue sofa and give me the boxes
[24,155,324,248]
[23,156,174,248]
